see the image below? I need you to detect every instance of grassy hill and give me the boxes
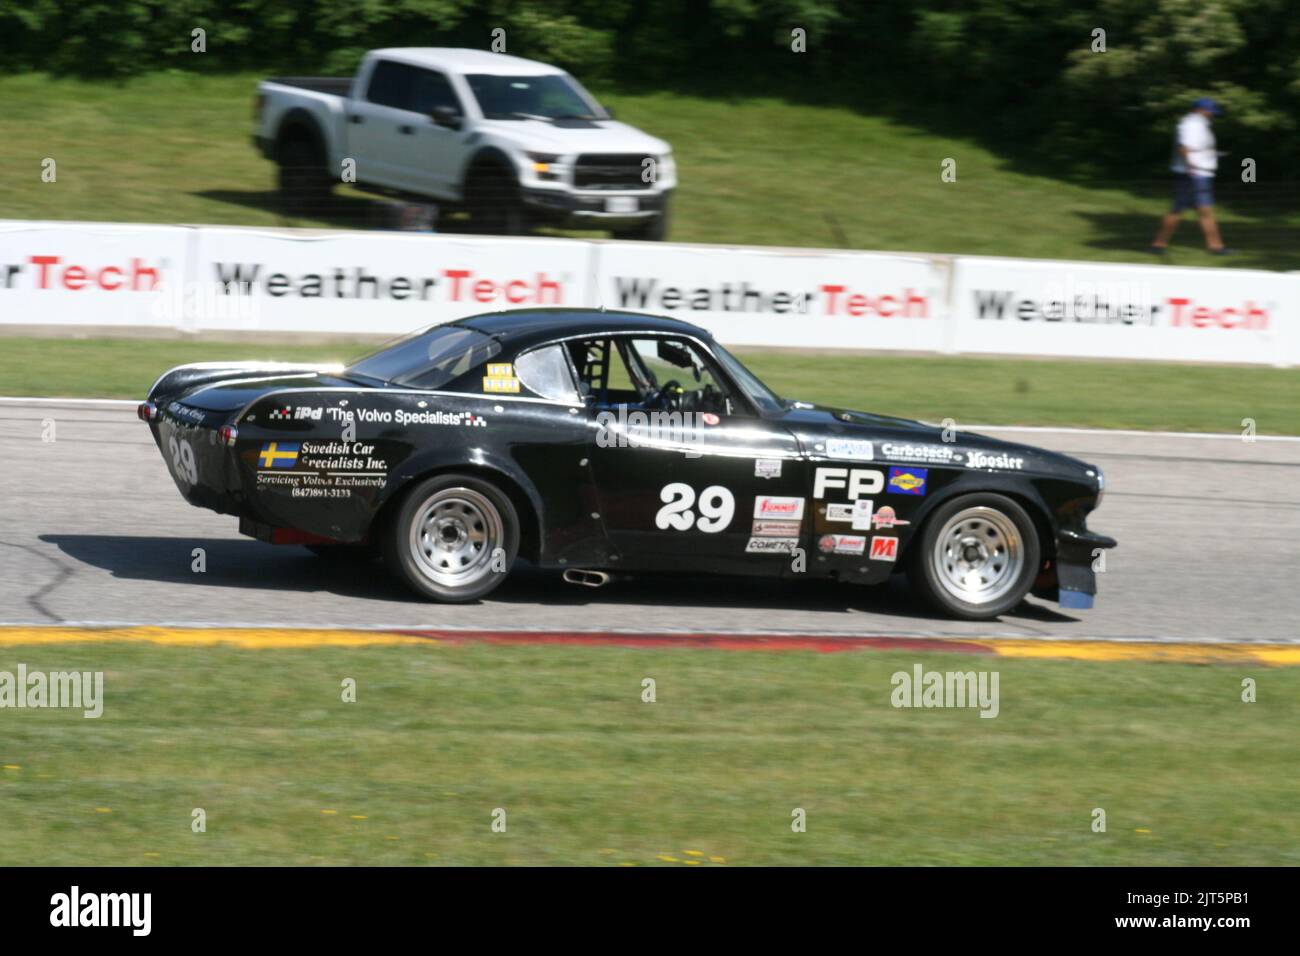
[1,71,1295,270]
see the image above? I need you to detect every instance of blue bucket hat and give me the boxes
[1193,97,1223,116]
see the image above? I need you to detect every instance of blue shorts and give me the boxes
[1172,174,1214,212]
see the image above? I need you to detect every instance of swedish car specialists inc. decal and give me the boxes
[824,439,874,461]
[256,440,389,496]
[886,467,928,496]
[870,536,899,561]
[813,467,884,500]
[745,537,800,554]
[482,363,521,393]
[753,495,805,520]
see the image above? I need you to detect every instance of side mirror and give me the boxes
[431,105,463,130]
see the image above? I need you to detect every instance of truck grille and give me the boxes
[573,154,655,190]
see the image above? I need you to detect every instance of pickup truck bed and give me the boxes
[265,77,353,97]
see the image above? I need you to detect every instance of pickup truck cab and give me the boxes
[254,48,676,239]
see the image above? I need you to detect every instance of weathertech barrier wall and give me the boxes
[2,220,1296,366]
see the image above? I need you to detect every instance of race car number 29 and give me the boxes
[655,483,735,533]
[168,436,198,485]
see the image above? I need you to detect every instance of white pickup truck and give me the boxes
[254,47,676,239]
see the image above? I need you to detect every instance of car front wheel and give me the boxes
[385,474,519,603]
[909,493,1041,620]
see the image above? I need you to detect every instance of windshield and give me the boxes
[709,342,784,414]
[465,73,603,120]
[345,325,501,389]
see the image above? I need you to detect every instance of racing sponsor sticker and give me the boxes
[745,536,800,554]
[818,533,866,555]
[483,363,521,393]
[824,438,874,461]
[753,495,805,520]
[851,498,874,531]
[258,441,300,469]
[871,505,911,529]
[754,458,782,479]
[886,467,927,496]
[752,519,802,537]
[813,467,884,500]
[824,503,854,523]
[880,441,962,464]
[966,450,1025,470]
[870,536,899,561]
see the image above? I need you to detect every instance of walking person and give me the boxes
[1150,97,1231,255]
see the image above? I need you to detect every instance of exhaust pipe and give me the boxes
[563,568,611,588]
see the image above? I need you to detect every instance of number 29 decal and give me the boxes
[655,483,735,533]
[167,436,198,485]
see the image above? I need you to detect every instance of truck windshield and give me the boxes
[345,326,502,389]
[465,73,603,120]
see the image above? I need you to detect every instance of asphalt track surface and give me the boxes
[2,399,1298,643]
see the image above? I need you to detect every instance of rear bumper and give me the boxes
[1053,528,1117,610]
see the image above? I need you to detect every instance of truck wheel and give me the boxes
[613,203,669,241]
[468,167,526,235]
[384,474,519,603]
[908,493,1041,621]
[277,139,332,214]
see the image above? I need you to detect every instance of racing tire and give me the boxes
[908,493,1041,621]
[384,474,519,603]
[277,138,333,214]
[467,166,527,236]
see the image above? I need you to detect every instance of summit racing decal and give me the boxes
[611,278,929,319]
[753,495,805,520]
[886,467,928,496]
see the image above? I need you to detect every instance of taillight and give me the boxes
[137,401,158,422]
[218,425,238,447]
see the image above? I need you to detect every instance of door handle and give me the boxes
[398,125,415,135]
[348,115,363,124]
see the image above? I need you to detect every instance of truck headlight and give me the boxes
[525,152,561,180]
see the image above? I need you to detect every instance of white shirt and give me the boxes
[1171,112,1217,178]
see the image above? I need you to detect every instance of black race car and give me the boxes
[140,308,1115,619]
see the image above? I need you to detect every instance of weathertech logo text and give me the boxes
[614,277,928,317]
[212,264,565,304]
[973,290,1269,330]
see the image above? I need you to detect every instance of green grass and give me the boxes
[1,642,1295,866]
[0,71,1295,270]
[2,335,1296,434]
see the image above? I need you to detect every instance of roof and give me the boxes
[455,308,713,349]
[368,48,568,76]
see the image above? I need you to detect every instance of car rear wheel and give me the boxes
[909,493,1041,620]
[384,474,519,602]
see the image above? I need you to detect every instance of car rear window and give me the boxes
[345,326,502,389]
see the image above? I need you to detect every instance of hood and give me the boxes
[477,118,670,155]
[780,402,1094,479]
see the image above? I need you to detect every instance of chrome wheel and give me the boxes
[930,506,1025,607]
[408,487,502,588]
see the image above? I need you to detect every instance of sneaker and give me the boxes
[1208,247,1234,256]
[1147,245,1168,255]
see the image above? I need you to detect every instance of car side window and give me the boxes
[564,338,642,406]
[409,69,461,116]
[514,344,580,403]
[625,337,741,417]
